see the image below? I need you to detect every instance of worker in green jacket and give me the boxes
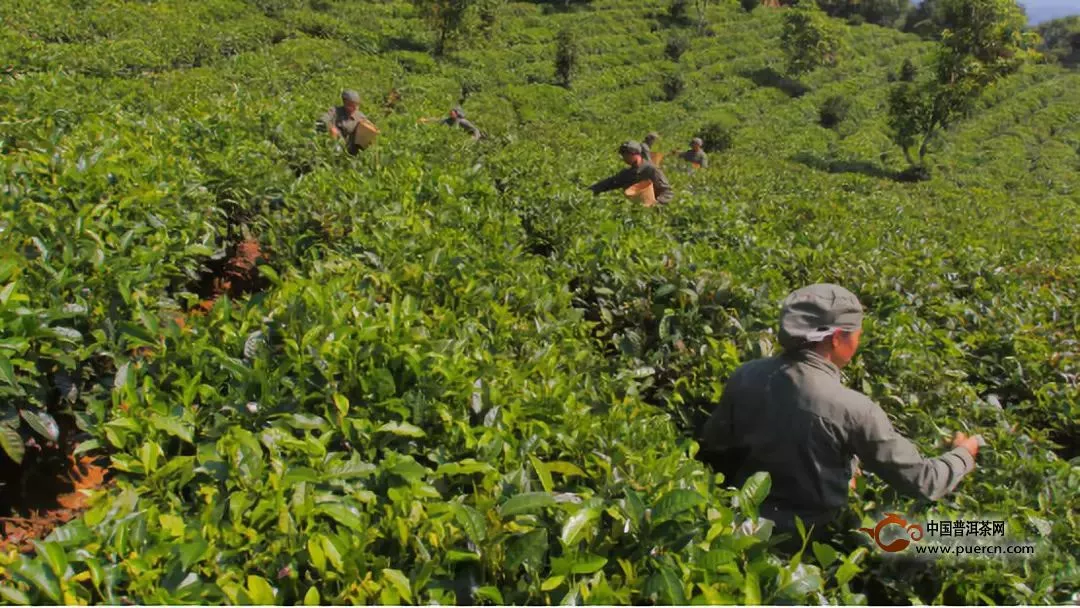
[676,137,708,168]
[420,106,482,139]
[588,141,673,204]
[320,89,368,155]
[698,284,981,539]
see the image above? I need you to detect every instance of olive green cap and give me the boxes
[342,90,360,103]
[644,132,659,143]
[619,141,643,155]
[691,137,704,147]
[778,284,863,350]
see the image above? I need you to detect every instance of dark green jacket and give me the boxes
[679,149,708,168]
[699,350,975,530]
[321,106,369,154]
[589,161,673,204]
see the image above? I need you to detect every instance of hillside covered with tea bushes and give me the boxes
[0,0,1078,604]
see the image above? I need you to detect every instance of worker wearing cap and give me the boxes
[421,106,482,139]
[677,138,708,168]
[699,284,981,538]
[641,132,660,162]
[320,89,369,155]
[588,141,674,204]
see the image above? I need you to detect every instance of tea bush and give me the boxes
[0,0,1077,605]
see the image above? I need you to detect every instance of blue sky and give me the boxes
[1016,0,1079,25]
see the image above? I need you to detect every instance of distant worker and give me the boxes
[641,131,660,162]
[320,89,372,155]
[588,141,673,205]
[420,106,482,140]
[673,137,708,168]
[698,284,980,541]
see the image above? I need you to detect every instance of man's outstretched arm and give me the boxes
[849,400,978,501]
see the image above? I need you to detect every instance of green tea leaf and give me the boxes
[332,393,349,417]
[20,410,59,442]
[307,536,327,573]
[177,540,209,570]
[569,553,607,574]
[377,421,426,438]
[35,541,69,579]
[500,492,556,517]
[506,529,548,571]
[0,358,19,387]
[12,560,60,603]
[560,506,600,547]
[744,570,761,605]
[246,575,276,604]
[546,461,585,477]
[382,569,412,603]
[738,472,771,519]
[474,586,504,604]
[451,502,487,542]
[0,424,25,464]
[835,562,860,586]
[540,575,565,592]
[149,414,193,443]
[529,455,553,493]
[0,585,29,606]
[652,489,705,521]
[435,459,496,477]
[316,503,364,531]
[811,542,838,569]
[158,514,185,538]
[645,566,686,604]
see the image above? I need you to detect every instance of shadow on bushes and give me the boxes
[528,0,595,14]
[740,67,810,98]
[791,152,900,180]
[384,36,428,53]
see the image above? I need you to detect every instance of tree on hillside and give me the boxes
[668,0,691,24]
[1037,16,1080,68]
[554,27,579,88]
[694,0,712,34]
[899,57,917,81]
[412,0,477,56]
[780,0,843,76]
[887,0,1040,177]
[817,0,909,27]
[477,0,506,35]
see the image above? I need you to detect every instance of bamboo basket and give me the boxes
[624,180,656,207]
[353,119,379,149]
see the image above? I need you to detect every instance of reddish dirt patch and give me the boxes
[0,419,110,553]
[190,239,270,314]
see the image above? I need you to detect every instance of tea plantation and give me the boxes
[1,0,1078,604]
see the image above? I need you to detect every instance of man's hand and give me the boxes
[329,127,341,139]
[849,462,862,490]
[952,431,981,460]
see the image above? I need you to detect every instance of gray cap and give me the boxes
[342,90,360,103]
[644,132,659,143]
[691,137,704,147]
[778,284,863,350]
[619,141,643,155]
